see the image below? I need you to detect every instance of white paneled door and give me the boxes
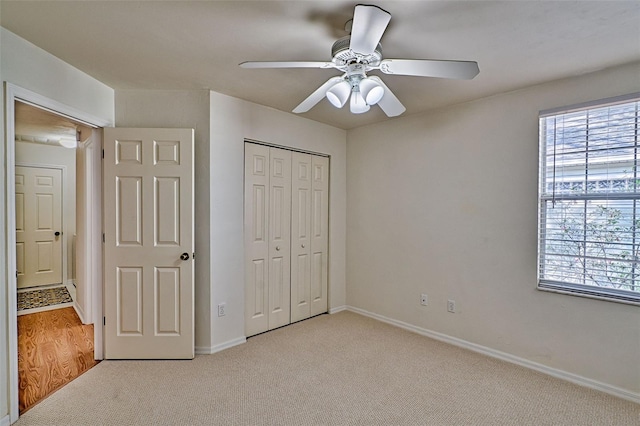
[245,143,328,336]
[267,148,292,330]
[290,152,312,323]
[310,155,329,317]
[15,166,63,289]
[244,144,292,336]
[103,128,194,359]
[291,153,329,322]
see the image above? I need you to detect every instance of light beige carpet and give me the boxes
[16,311,639,425]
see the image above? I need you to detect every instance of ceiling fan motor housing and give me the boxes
[331,36,382,67]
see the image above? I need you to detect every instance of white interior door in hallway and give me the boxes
[244,142,329,337]
[15,166,63,289]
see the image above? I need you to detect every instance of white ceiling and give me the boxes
[2,1,639,130]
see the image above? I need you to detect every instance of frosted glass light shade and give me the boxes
[350,91,370,114]
[326,80,351,108]
[359,77,384,105]
[58,137,77,149]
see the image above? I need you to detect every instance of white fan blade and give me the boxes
[349,4,391,55]
[369,76,406,117]
[379,59,479,79]
[293,76,344,113]
[240,61,336,69]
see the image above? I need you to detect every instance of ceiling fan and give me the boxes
[240,4,479,117]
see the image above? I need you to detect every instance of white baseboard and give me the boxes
[328,305,347,314]
[1,414,11,426]
[346,305,640,404]
[73,301,87,324]
[195,336,246,355]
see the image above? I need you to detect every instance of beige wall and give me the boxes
[114,89,212,349]
[15,141,76,284]
[346,61,640,396]
[207,91,348,350]
[0,27,115,424]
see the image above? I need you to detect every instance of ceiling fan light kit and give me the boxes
[359,77,384,105]
[326,80,351,108]
[240,4,479,117]
[350,90,370,114]
[58,137,78,149]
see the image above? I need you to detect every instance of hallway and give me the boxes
[18,307,98,413]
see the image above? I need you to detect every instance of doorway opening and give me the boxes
[14,101,98,412]
[5,83,110,423]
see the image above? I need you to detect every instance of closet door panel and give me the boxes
[290,152,312,322]
[310,155,329,316]
[268,148,291,330]
[244,144,270,336]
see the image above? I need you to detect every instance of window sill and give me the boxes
[538,281,640,306]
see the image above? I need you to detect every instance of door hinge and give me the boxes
[102,149,104,159]
[102,233,105,243]
[103,317,106,326]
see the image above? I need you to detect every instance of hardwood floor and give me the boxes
[18,307,99,413]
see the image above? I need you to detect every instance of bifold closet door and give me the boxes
[267,148,292,330]
[290,152,312,322]
[310,155,329,317]
[245,144,292,336]
[291,153,329,322]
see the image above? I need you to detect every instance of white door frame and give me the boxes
[14,163,67,291]
[4,83,112,423]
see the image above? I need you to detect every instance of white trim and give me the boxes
[87,129,103,359]
[74,300,87,324]
[1,414,11,426]
[5,82,112,423]
[12,92,108,129]
[539,92,640,116]
[244,138,330,158]
[328,305,347,314]
[195,336,246,355]
[6,83,20,425]
[345,305,640,404]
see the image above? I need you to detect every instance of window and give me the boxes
[538,94,640,304]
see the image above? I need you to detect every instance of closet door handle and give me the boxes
[275,246,281,251]
[180,252,190,261]
[301,244,305,248]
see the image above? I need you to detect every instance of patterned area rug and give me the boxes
[17,286,72,311]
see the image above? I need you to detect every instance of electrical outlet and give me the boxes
[420,294,428,306]
[218,303,226,317]
[447,299,456,313]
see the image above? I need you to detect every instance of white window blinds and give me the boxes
[538,95,640,304]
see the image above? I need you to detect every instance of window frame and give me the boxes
[537,93,640,306]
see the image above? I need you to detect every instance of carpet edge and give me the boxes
[346,305,640,404]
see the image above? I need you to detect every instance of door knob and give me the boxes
[54,231,61,237]
[301,244,305,248]
[275,246,281,251]
[180,252,190,261]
